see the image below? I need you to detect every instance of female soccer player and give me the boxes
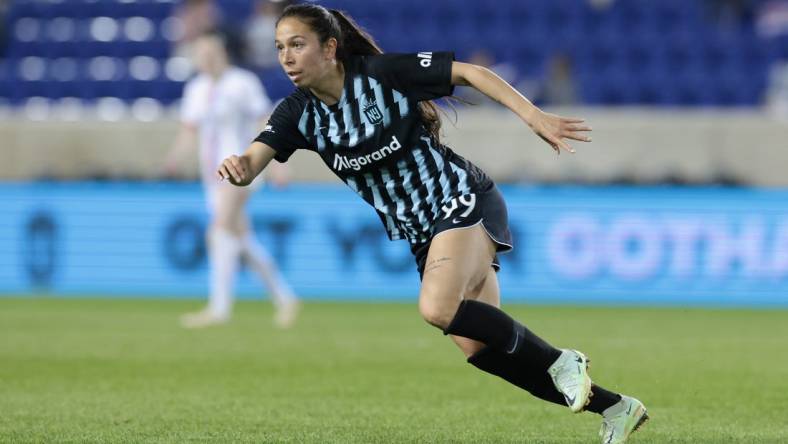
[217,5,647,442]
[165,32,299,329]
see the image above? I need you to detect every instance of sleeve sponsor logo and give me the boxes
[417,52,433,68]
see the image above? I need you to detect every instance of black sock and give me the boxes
[468,347,623,415]
[467,346,566,407]
[586,385,622,414]
[444,300,561,369]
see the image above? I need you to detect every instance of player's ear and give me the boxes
[323,37,338,61]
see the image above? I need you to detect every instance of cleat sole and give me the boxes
[623,409,649,441]
[633,411,649,433]
[599,399,648,443]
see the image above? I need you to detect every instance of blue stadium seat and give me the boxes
[12,79,56,101]
[6,1,47,21]
[622,31,665,77]
[129,79,180,104]
[0,62,11,98]
[702,35,743,74]
[117,41,169,58]
[0,0,773,106]
[664,31,705,75]
[89,78,134,100]
[777,35,788,59]
[49,76,90,100]
[260,68,294,102]
[718,69,766,106]
[675,70,719,105]
[6,40,51,58]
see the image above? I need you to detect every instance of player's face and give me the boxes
[193,36,228,76]
[275,17,335,87]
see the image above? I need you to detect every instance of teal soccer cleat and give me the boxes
[599,395,649,443]
[547,349,592,413]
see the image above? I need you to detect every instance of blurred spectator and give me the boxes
[460,50,577,107]
[758,1,788,118]
[540,53,578,106]
[766,62,788,119]
[756,1,788,37]
[457,49,528,106]
[172,0,222,59]
[244,0,291,70]
[587,0,616,11]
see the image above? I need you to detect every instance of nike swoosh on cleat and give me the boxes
[565,394,576,406]
[626,404,632,415]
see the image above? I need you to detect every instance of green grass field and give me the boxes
[1,298,787,443]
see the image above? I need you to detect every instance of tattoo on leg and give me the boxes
[424,256,452,274]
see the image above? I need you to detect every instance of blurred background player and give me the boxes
[164,31,299,328]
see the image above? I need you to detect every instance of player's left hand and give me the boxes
[526,110,592,155]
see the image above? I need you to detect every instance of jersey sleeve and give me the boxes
[365,52,455,101]
[253,95,308,163]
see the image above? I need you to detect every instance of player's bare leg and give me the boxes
[449,267,500,357]
[182,183,299,328]
[418,225,645,441]
[418,224,592,412]
[418,224,496,356]
[181,183,245,328]
[235,212,299,328]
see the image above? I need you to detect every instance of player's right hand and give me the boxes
[525,109,592,155]
[217,155,253,186]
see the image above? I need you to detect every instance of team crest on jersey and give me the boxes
[362,97,383,125]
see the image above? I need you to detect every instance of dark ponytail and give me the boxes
[278,4,445,144]
[327,9,381,62]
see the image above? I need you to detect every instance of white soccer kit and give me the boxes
[181,67,271,208]
[178,67,296,322]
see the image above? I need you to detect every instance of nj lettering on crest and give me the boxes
[362,96,383,125]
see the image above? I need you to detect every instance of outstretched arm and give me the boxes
[451,61,591,154]
[256,115,291,188]
[216,141,278,186]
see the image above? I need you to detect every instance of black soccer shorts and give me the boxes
[411,182,513,280]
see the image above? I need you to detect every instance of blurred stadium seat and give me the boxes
[0,0,782,105]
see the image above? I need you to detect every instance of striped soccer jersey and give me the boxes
[255,52,492,244]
